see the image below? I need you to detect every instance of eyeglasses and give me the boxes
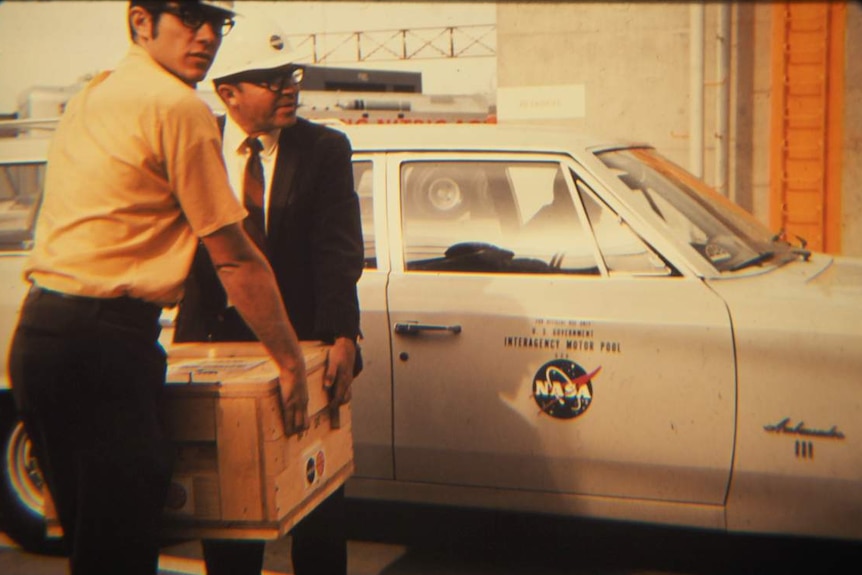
[245,67,305,92]
[159,4,235,37]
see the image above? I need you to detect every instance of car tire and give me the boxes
[0,396,64,555]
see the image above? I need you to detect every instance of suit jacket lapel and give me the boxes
[267,125,301,246]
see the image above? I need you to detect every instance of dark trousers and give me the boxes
[9,287,172,575]
[202,472,348,575]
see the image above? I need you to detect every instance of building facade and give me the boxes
[497,2,861,256]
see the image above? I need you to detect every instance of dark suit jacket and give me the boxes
[175,118,364,368]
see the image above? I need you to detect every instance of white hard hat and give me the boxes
[199,1,236,16]
[208,17,298,81]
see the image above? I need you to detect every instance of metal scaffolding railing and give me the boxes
[287,24,496,64]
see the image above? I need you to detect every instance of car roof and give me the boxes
[0,133,53,163]
[0,120,645,162]
[336,123,640,156]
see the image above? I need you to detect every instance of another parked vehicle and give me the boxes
[1,121,860,553]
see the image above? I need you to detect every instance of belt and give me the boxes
[30,285,162,320]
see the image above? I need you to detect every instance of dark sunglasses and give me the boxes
[242,67,305,92]
[159,4,235,37]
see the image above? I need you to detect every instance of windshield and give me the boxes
[596,147,791,272]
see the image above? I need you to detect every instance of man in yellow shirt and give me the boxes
[8,3,309,574]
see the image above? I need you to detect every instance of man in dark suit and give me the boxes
[174,19,363,575]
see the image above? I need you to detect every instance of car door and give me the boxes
[385,152,736,505]
[0,160,44,392]
[350,155,395,479]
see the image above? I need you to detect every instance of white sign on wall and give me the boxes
[496,84,586,121]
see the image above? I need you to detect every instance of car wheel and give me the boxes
[0,398,64,555]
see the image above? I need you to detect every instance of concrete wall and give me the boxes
[843,2,862,257]
[498,3,691,167]
[728,2,772,222]
[497,1,861,255]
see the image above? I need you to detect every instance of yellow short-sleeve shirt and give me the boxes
[26,45,246,305]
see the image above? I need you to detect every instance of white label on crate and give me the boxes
[165,358,269,384]
[301,441,326,489]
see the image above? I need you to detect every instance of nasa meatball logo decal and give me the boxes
[532,359,601,419]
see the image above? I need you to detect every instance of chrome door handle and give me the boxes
[394,322,462,335]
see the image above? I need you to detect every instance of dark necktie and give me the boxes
[243,137,267,253]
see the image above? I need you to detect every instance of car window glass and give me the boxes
[597,148,773,271]
[400,160,599,275]
[0,162,44,250]
[575,178,671,276]
[352,161,376,269]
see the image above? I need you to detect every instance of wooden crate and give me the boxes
[46,341,353,540]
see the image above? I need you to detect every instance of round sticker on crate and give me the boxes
[305,449,326,486]
[164,481,188,511]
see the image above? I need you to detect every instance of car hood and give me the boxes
[708,251,860,303]
[804,254,862,296]
[705,253,862,338]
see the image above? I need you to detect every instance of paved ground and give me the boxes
[3,501,861,575]
[2,534,404,575]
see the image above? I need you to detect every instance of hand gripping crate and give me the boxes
[46,341,354,540]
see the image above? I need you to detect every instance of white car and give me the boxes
[1,121,860,554]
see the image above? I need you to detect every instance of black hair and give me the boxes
[128,1,170,41]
